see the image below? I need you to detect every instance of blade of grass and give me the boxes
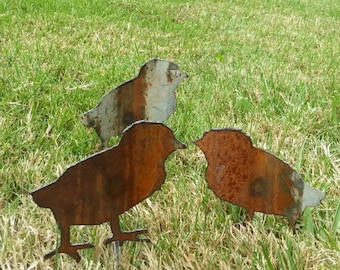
[332,199,340,236]
[261,242,275,270]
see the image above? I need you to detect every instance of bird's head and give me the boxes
[193,129,253,166]
[121,121,186,156]
[140,58,188,88]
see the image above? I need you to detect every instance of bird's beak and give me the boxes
[192,138,202,148]
[174,139,186,150]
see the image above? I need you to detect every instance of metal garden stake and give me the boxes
[31,121,186,262]
[194,128,325,230]
[79,58,188,148]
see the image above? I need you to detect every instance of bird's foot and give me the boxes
[104,229,150,246]
[233,221,248,229]
[232,220,257,233]
[266,228,285,238]
[44,243,94,263]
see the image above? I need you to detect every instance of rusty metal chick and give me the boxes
[79,58,188,148]
[194,128,325,230]
[31,121,186,262]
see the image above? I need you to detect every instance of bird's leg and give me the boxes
[104,217,150,246]
[246,209,255,222]
[288,217,298,234]
[44,222,94,263]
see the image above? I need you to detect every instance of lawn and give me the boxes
[0,0,339,269]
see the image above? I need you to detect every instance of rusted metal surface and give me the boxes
[31,121,186,262]
[194,128,325,229]
[79,58,188,148]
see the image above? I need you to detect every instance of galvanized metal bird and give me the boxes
[194,128,325,230]
[79,58,188,148]
[31,121,186,262]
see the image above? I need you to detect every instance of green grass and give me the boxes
[1,0,339,269]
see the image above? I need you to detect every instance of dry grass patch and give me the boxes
[1,0,339,269]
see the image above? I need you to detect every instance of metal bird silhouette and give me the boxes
[31,121,186,262]
[194,128,325,229]
[79,58,188,148]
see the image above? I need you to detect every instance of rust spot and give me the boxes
[249,178,268,197]
[167,70,173,83]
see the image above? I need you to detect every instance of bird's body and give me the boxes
[79,59,188,148]
[33,140,168,223]
[31,121,186,262]
[194,128,324,229]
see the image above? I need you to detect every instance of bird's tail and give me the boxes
[79,111,90,127]
[302,182,325,209]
